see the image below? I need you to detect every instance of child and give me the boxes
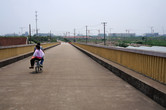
[29,45,45,69]
[34,43,44,65]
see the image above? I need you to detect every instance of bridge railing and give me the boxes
[0,42,60,61]
[72,43,166,84]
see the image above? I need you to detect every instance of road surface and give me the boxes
[0,43,165,110]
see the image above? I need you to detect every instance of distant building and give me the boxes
[77,34,84,36]
[22,32,28,36]
[63,36,91,39]
[144,33,159,37]
[5,33,19,36]
[34,33,54,37]
[108,33,136,37]
[162,34,166,37]
[5,32,29,37]
[98,34,107,37]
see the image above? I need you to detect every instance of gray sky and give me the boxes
[1,0,166,35]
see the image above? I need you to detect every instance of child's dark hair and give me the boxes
[37,43,40,45]
[36,45,40,50]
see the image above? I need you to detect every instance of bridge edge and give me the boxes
[0,43,60,68]
[71,43,166,108]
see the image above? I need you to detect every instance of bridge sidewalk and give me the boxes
[0,43,165,110]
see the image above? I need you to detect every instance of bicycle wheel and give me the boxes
[35,60,40,73]
[35,66,38,73]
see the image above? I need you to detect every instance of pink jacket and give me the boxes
[32,49,44,59]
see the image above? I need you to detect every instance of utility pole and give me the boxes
[88,30,90,35]
[110,28,112,35]
[126,29,130,33]
[74,28,76,42]
[50,30,51,40]
[66,32,68,37]
[29,24,31,44]
[35,11,38,36]
[68,32,70,37]
[86,26,88,43]
[102,22,107,45]
[19,27,26,35]
[150,26,155,37]
[98,30,100,35]
[109,28,113,41]
[162,27,165,35]
[151,26,154,34]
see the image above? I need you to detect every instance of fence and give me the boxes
[73,43,166,84]
[0,42,60,61]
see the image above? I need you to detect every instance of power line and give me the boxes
[88,24,101,28]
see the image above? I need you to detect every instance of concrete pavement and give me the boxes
[0,43,165,110]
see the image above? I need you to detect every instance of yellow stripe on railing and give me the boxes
[0,42,60,61]
[73,43,166,84]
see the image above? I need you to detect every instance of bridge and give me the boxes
[0,42,166,110]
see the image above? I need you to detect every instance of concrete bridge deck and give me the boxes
[0,43,165,110]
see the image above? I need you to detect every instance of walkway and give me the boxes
[0,43,165,110]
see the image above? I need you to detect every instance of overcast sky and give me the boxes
[1,0,166,35]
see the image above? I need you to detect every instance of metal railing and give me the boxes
[73,43,166,84]
[0,42,60,61]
